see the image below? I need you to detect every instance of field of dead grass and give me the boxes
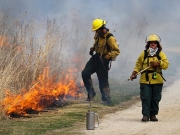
[0,15,84,119]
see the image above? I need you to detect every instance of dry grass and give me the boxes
[0,15,81,118]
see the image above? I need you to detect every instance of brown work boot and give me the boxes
[141,115,149,122]
[150,115,158,121]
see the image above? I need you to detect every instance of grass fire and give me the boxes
[0,18,83,118]
[1,67,81,117]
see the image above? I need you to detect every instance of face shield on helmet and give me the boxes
[92,19,107,31]
[145,34,161,43]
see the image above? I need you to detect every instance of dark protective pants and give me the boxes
[140,83,163,117]
[81,54,111,101]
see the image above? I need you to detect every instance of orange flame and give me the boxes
[1,67,81,116]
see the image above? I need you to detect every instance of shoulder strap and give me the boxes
[105,33,113,50]
[144,49,161,60]
[95,33,112,46]
[100,33,114,57]
[156,50,161,60]
[106,33,113,40]
[143,49,161,81]
[144,50,148,60]
[94,35,99,46]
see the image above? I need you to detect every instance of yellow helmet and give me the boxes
[145,34,161,43]
[92,19,107,31]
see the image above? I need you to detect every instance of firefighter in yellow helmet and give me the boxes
[130,34,169,121]
[81,18,120,105]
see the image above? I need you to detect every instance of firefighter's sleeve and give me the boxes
[91,33,98,50]
[107,36,120,59]
[159,51,169,70]
[134,51,144,72]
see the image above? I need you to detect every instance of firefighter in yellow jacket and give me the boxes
[81,19,120,104]
[130,34,169,121]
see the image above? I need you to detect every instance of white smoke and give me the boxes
[0,0,179,83]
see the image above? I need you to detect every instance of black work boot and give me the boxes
[86,93,96,101]
[141,115,149,122]
[150,115,158,121]
[102,98,112,106]
[104,100,112,106]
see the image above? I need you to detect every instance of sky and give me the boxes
[0,0,179,82]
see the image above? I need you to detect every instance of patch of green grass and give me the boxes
[0,111,86,135]
[0,82,140,135]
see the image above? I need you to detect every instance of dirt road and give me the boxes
[82,78,180,135]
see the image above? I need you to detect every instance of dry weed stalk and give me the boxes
[0,15,73,118]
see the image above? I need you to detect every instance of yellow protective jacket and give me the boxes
[133,49,169,84]
[92,31,120,59]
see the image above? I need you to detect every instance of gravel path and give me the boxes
[82,79,180,135]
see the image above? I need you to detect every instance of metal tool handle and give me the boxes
[87,95,92,111]
[128,66,151,81]
[95,113,99,128]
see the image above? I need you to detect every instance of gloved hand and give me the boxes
[130,71,138,81]
[104,54,111,60]
[150,61,160,68]
[89,47,95,56]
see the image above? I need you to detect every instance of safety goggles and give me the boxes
[149,41,158,44]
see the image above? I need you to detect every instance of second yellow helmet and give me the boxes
[145,34,161,43]
[92,19,106,31]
